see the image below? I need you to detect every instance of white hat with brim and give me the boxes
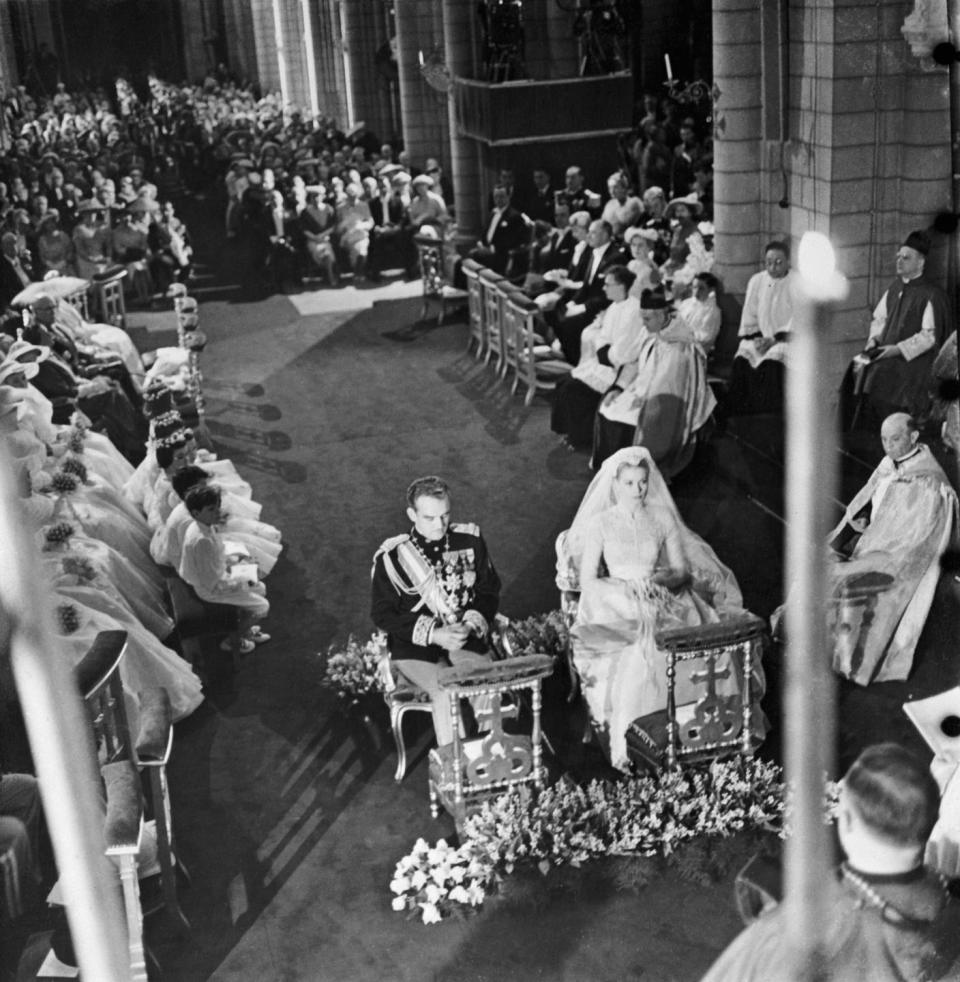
[624,226,661,245]
[8,339,51,365]
[0,359,39,384]
[664,193,703,219]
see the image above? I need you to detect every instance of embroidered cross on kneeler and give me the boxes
[465,699,530,784]
[682,655,740,747]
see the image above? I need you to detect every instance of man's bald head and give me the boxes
[880,413,919,461]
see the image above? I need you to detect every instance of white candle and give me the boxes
[782,231,848,977]
[418,49,424,67]
[664,54,673,80]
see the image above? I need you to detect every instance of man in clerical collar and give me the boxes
[370,475,501,746]
[846,230,950,427]
[824,412,956,684]
[702,743,960,982]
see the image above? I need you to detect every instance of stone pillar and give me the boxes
[545,1,580,80]
[394,0,449,171]
[443,0,482,239]
[0,1,17,95]
[179,0,209,83]
[341,0,391,142]
[711,0,765,299]
[223,0,258,86]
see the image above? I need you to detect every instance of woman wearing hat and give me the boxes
[623,226,661,299]
[593,286,716,477]
[335,182,374,281]
[111,200,154,302]
[661,193,704,283]
[71,200,112,279]
[36,210,74,276]
[299,184,339,286]
[407,174,449,234]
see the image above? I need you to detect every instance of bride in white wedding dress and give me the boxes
[557,447,751,770]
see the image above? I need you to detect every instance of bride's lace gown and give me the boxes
[574,504,722,769]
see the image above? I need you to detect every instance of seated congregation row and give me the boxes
[0,290,282,707]
[542,227,957,481]
[0,287,283,920]
[222,88,714,291]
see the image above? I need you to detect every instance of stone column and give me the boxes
[179,0,209,83]
[711,0,765,299]
[223,0,258,87]
[442,0,482,240]
[545,1,580,80]
[394,0,449,171]
[341,0,390,142]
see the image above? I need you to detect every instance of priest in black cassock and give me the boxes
[842,230,950,428]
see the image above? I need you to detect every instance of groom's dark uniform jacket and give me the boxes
[370,523,500,664]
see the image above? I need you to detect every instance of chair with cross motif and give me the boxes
[384,614,514,782]
[428,654,553,833]
[625,614,768,772]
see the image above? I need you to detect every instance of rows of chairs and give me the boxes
[461,259,572,406]
[21,285,213,979]
[27,631,189,980]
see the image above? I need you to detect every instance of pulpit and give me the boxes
[428,654,553,833]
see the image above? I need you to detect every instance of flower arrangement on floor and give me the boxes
[320,630,390,702]
[391,757,802,924]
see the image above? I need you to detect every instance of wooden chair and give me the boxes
[462,258,485,358]
[626,614,768,772]
[38,633,155,980]
[507,291,572,405]
[428,654,553,834]
[383,662,434,782]
[62,282,90,322]
[135,688,191,934]
[77,633,190,932]
[166,575,241,673]
[383,615,514,782]
[478,267,507,373]
[414,233,467,327]
[102,760,149,982]
[89,269,127,328]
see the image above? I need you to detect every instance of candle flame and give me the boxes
[798,231,835,284]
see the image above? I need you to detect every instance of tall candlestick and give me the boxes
[782,231,848,981]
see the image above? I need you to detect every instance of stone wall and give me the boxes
[712,0,952,406]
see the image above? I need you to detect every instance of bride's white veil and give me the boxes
[555,446,744,614]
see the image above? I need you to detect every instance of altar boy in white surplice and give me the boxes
[826,413,957,684]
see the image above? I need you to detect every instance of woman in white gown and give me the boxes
[556,447,748,770]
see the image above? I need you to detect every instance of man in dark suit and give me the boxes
[551,219,628,364]
[522,202,584,298]
[468,184,530,276]
[520,166,555,224]
[0,231,33,311]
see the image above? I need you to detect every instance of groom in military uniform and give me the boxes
[371,475,501,746]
